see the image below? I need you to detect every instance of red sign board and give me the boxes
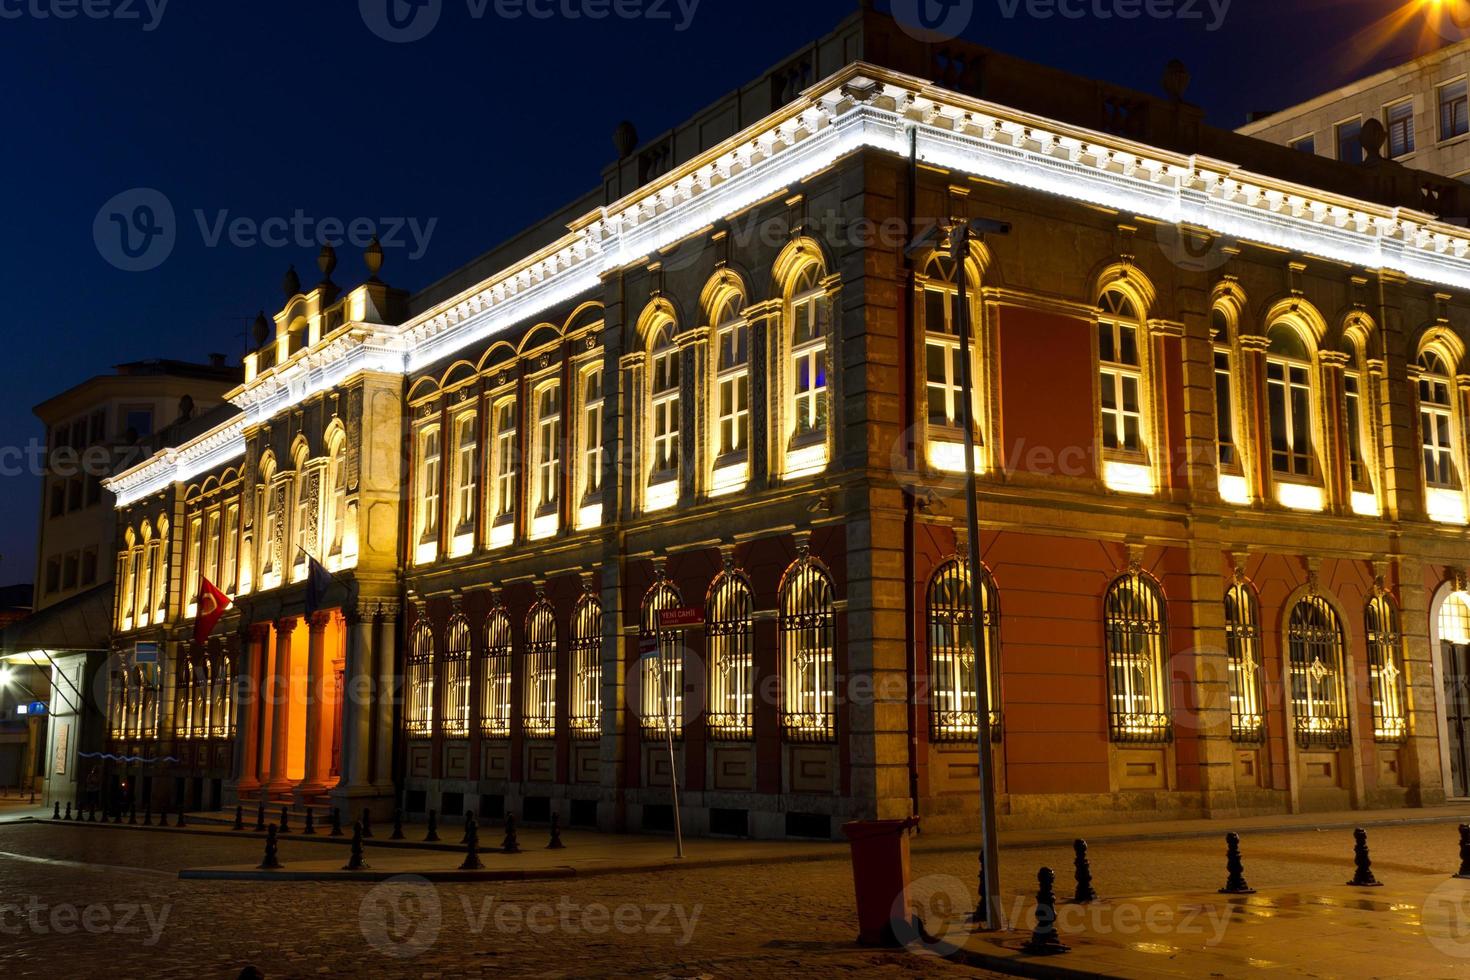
[658,607,705,629]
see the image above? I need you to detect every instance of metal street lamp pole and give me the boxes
[952,218,1005,930]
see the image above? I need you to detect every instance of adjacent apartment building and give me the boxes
[1239,39,1470,180]
[98,9,1470,837]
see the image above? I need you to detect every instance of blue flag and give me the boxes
[304,552,335,617]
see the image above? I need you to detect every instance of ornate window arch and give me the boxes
[920,250,986,474]
[443,613,472,737]
[1365,593,1408,743]
[1211,303,1245,489]
[488,393,519,546]
[405,617,435,737]
[414,422,443,562]
[1264,318,1321,487]
[1096,285,1155,494]
[1287,594,1351,748]
[1223,579,1265,742]
[1415,343,1466,524]
[524,595,558,738]
[706,563,754,739]
[781,258,832,478]
[779,554,837,742]
[324,425,349,562]
[645,313,682,511]
[706,277,751,492]
[1103,571,1170,743]
[257,452,284,589]
[530,380,563,536]
[570,589,602,739]
[927,557,1002,741]
[639,575,684,737]
[137,520,156,628]
[481,599,513,738]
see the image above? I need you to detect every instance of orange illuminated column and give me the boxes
[287,619,309,782]
[297,612,341,797]
[266,616,297,793]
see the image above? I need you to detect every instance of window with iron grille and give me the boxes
[405,620,435,737]
[639,578,684,738]
[706,567,754,740]
[1287,595,1352,748]
[780,557,837,742]
[1365,595,1408,743]
[927,558,1002,741]
[210,654,233,739]
[190,657,211,739]
[1224,582,1264,742]
[524,599,558,739]
[176,660,196,739]
[1103,574,1171,743]
[443,615,472,737]
[481,603,513,738]
[570,592,602,739]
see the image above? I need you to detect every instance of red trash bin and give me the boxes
[842,817,921,947]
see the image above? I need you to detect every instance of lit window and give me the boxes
[1287,596,1351,748]
[205,510,221,585]
[1419,352,1461,490]
[789,266,829,448]
[1344,371,1368,488]
[927,558,1002,741]
[639,577,684,738]
[1386,100,1415,157]
[210,654,233,738]
[1103,573,1170,743]
[780,556,837,742]
[1098,291,1146,457]
[490,399,518,536]
[570,591,602,739]
[1365,595,1408,743]
[223,503,240,592]
[443,615,471,737]
[1266,325,1316,479]
[650,324,681,483]
[1224,582,1264,742]
[534,383,562,514]
[706,566,754,740]
[176,660,195,739]
[417,426,442,546]
[405,619,435,737]
[1441,80,1468,141]
[524,598,557,739]
[922,254,981,446]
[582,367,604,499]
[714,296,750,460]
[326,437,347,560]
[481,603,513,738]
[450,413,478,538]
[1212,310,1239,472]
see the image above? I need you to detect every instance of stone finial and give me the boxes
[1161,59,1190,101]
[1361,118,1387,163]
[283,264,301,298]
[252,311,270,348]
[318,243,338,285]
[613,120,638,160]
[365,236,384,280]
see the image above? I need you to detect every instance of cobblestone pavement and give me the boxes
[2,817,1468,978]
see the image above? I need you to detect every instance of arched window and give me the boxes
[1098,290,1145,458]
[780,557,837,742]
[259,455,282,587]
[1365,594,1408,743]
[648,322,681,509]
[639,577,684,737]
[210,654,233,738]
[532,383,562,524]
[416,425,442,555]
[524,598,558,738]
[706,567,754,739]
[137,522,155,627]
[292,445,318,579]
[191,656,211,739]
[176,660,195,739]
[922,253,984,474]
[570,592,602,739]
[489,397,518,546]
[1103,573,1170,742]
[713,293,750,466]
[1266,324,1316,479]
[326,431,348,560]
[786,264,830,473]
[1223,581,1264,742]
[108,664,127,739]
[405,619,435,736]
[1418,351,1461,491]
[481,602,513,738]
[927,558,1002,741]
[1341,336,1371,494]
[138,662,160,739]
[1287,595,1351,748]
[443,615,471,737]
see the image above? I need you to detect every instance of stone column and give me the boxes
[1397,554,1448,806]
[1318,351,1351,515]
[266,617,297,793]
[372,602,399,793]
[1238,335,1272,505]
[336,606,375,796]
[235,625,268,795]
[296,614,329,798]
[1373,271,1424,523]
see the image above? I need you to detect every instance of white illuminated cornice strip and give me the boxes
[106,416,248,508]
[106,63,1470,509]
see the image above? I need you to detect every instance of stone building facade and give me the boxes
[100,11,1470,836]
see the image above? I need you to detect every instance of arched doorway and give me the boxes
[1431,587,1470,799]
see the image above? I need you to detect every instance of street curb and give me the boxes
[179,866,581,883]
[943,939,1129,980]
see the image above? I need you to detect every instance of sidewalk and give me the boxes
[946,871,1470,978]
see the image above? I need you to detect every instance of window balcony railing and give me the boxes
[1294,715,1351,750]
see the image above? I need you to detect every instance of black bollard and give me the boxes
[460,813,485,871]
[1021,867,1070,955]
[129,803,137,826]
[343,821,368,871]
[64,802,71,821]
[53,801,61,821]
[330,807,344,837]
[967,852,987,925]
[391,808,405,841]
[176,807,187,829]
[425,809,441,843]
[460,810,476,844]
[254,800,267,833]
[1455,824,1470,880]
[1072,839,1097,903]
[258,824,282,871]
[279,805,290,835]
[233,805,245,831]
[1348,827,1383,887]
[361,809,373,839]
[502,813,521,855]
[548,812,565,850]
[1219,832,1255,895]
[304,807,316,836]
[86,805,95,823]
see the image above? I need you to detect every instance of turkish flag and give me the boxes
[194,578,232,647]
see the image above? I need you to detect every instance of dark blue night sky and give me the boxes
[0,0,1432,585]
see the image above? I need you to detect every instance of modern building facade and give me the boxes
[1239,38,1470,180]
[100,10,1470,836]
